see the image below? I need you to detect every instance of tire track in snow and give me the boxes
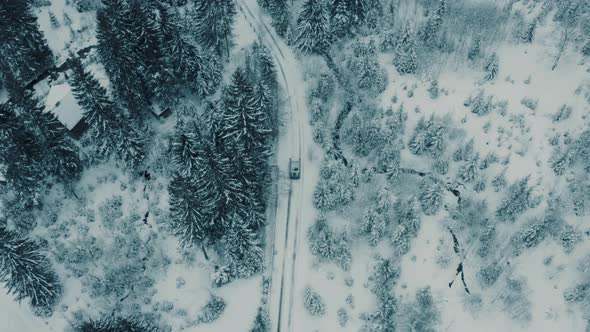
[233,2,304,332]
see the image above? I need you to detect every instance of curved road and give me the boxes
[234,1,313,331]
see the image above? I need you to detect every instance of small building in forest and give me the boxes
[150,101,172,119]
[44,83,87,138]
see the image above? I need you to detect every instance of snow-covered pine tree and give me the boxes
[393,24,418,75]
[70,53,145,167]
[369,256,400,299]
[419,178,443,215]
[331,0,352,37]
[75,316,159,332]
[171,119,201,178]
[409,116,446,157]
[0,0,54,84]
[483,52,499,82]
[193,129,247,238]
[295,0,332,55]
[268,0,291,38]
[303,287,326,316]
[192,0,236,57]
[521,19,537,43]
[220,68,270,155]
[161,13,222,98]
[128,0,177,105]
[96,0,149,118]
[0,226,62,316]
[428,80,439,99]
[252,81,279,140]
[467,35,481,61]
[49,11,60,28]
[30,108,82,183]
[459,153,479,183]
[68,56,119,138]
[0,103,45,204]
[496,176,534,222]
[254,42,278,91]
[361,207,388,246]
[222,214,263,278]
[8,83,81,183]
[251,307,271,332]
[422,0,446,46]
[168,173,209,247]
[113,123,146,167]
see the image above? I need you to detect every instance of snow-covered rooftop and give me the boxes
[44,83,84,131]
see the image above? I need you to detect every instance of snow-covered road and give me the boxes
[235,1,316,331]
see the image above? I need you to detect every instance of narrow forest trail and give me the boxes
[234,1,317,331]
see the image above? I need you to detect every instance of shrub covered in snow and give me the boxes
[338,308,349,327]
[520,97,538,110]
[197,295,226,324]
[303,287,326,316]
[552,104,573,122]
[477,264,502,288]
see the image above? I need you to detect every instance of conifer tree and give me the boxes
[69,55,145,166]
[8,83,81,183]
[76,316,159,332]
[330,0,367,37]
[331,0,352,37]
[295,0,332,55]
[0,111,45,201]
[0,226,62,316]
[161,14,222,97]
[268,0,291,38]
[0,0,54,84]
[168,174,209,247]
[222,214,263,278]
[68,56,119,137]
[128,0,178,104]
[393,24,418,75]
[96,0,148,117]
[467,35,481,61]
[171,119,201,178]
[191,124,247,239]
[192,0,237,57]
[31,109,82,182]
[422,0,446,46]
[483,52,499,82]
[220,68,270,154]
[0,102,20,142]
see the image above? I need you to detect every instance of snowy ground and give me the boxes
[3,1,590,332]
[288,9,590,332]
